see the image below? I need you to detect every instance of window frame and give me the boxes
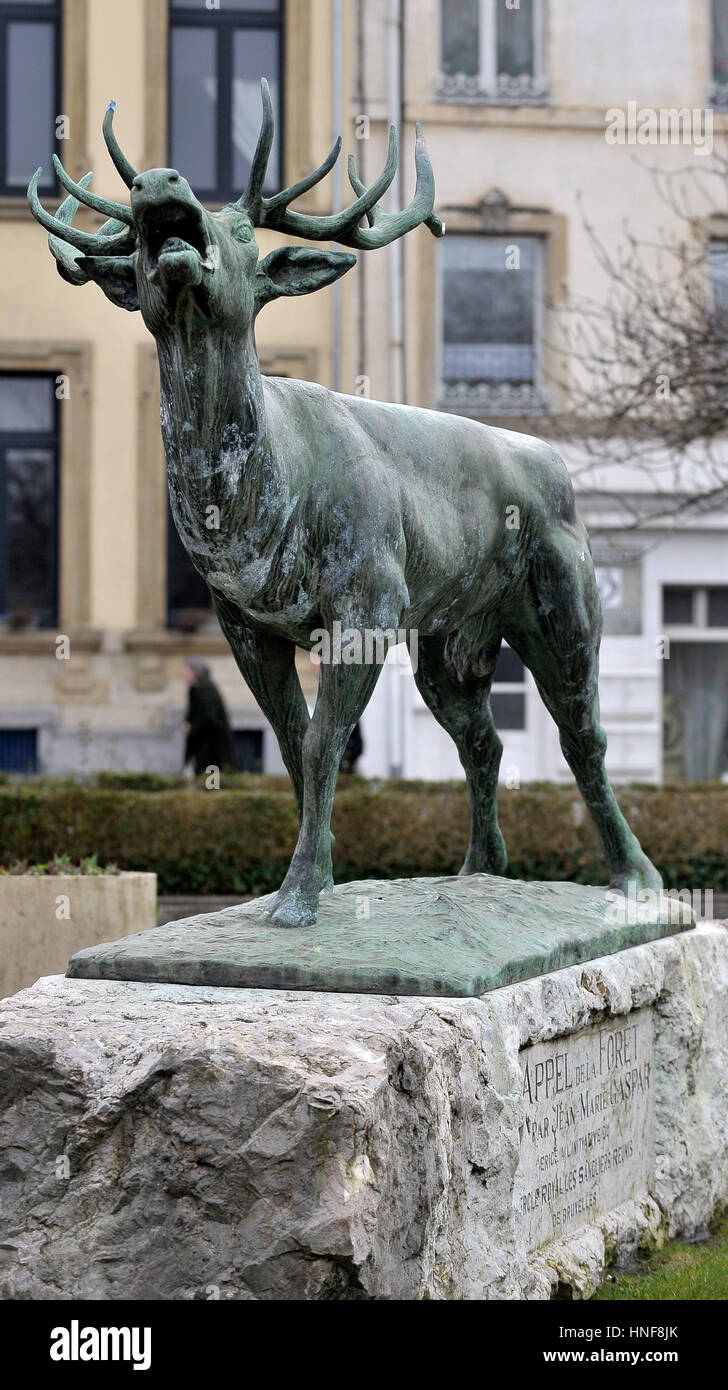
[663,584,728,637]
[437,230,547,414]
[0,0,62,197]
[0,341,92,638]
[436,0,548,106]
[0,369,60,628]
[168,0,285,205]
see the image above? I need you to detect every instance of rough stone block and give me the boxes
[0,925,725,1300]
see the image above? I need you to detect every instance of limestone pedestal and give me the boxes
[0,924,726,1301]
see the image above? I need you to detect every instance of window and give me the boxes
[440,234,546,412]
[663,645,728,781]
[663,586,728,629]
[708,588,728,626]
[0,0,60,195]
[710,240,728,317]
[491,644,526,730]
[0,727,37,772]
[0,373,59,627]
[438,0,547,104]
[662,584,728,781]
[169,0,283,203]
[233,728,263,772]
[594,556,642,636]
[166,498,213,631]
[710,0,728,108]
[663,587,695,626]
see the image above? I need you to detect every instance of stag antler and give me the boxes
[236,79,445,248]
[28,101,137,283]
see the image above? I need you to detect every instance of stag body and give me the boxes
[30,84,662,926]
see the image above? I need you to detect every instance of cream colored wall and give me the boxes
[1,0,339,637]
[4,0,724,779]
[350,0,728,785]
[380,0,726,414]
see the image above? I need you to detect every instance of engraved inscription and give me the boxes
[515,1009,654,1250]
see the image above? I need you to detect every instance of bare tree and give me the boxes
[543,146,728,529]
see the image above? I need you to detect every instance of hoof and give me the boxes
[605,859,692,924]
[459,837,508,878]
[609,859,663,897]
[263,878,324,928]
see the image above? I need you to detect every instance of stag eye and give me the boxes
[230,219,254,243]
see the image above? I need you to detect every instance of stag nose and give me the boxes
[131,169,184,202]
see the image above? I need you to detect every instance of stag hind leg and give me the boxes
[411,631,508,876]
[503,528,662,894]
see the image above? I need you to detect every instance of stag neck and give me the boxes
[156,322,267,455]
[154,322,289,542]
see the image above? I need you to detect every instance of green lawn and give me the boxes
[593,1218,728,1300]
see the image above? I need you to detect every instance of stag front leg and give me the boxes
[212,596,310,821]
[266,656,384,928]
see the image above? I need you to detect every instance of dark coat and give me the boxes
[340,721,363,774]
[185,674,235,774]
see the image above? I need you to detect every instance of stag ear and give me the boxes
[75,254,139,312]
[254,246,356,313]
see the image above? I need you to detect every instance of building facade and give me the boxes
[1,0,727,784]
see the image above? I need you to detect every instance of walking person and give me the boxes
[181,659,236,775]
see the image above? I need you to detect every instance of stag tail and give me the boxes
[28,101,137,285]
[235,78,445,249]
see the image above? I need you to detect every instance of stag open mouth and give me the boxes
[138,203,211,280]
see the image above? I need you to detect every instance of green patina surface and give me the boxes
[31,82,664,931]
[66,874,693,997]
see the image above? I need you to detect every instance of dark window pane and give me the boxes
[4,447,55,616]
[707,587,728,626]
[443,236,536,383]
[490,691,526,730]
[167,501,212,624]
[233,28,280,191]
[714,0,728,83]
[441,0,479,77]
[495,645,525,683]
[0,729,38,774]
[663,587,694,624]
[0,376,54,431]
[233,729,263,773]
[170,26,217,190]
[497,0,534,77]
[6,22,55,188]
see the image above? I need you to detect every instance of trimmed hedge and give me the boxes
[0,778,725,895]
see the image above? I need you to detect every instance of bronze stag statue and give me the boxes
[29,82,662,927]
